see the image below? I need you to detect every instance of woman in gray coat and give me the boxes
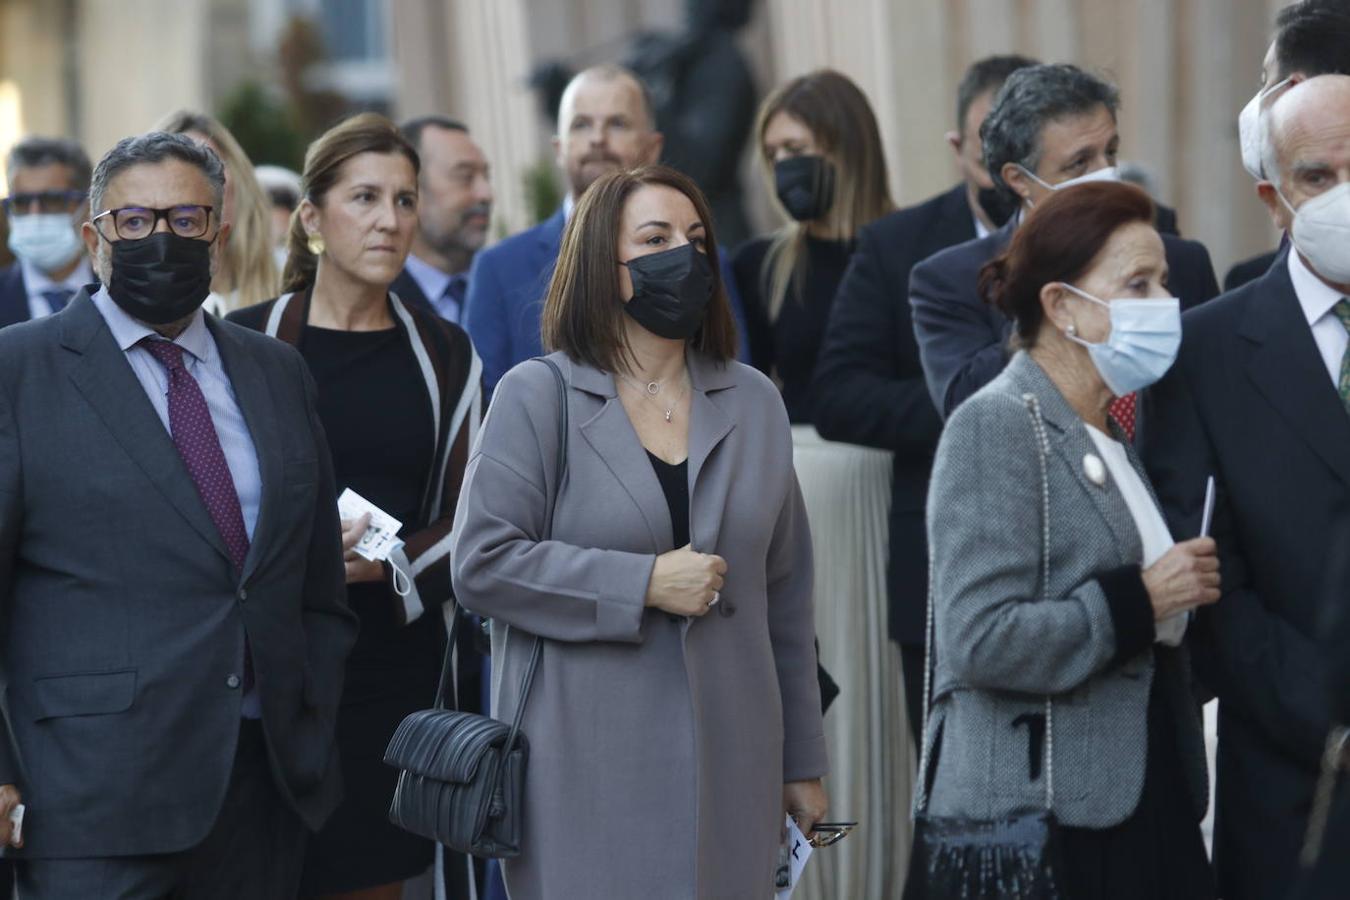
[917,182,1219,899]
[451,165,828,899]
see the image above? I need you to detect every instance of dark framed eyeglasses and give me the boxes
[91,205,214,241]
[3,189,86,216]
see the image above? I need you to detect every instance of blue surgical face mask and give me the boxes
[1060,283,1181,396]
[7,213,84,273]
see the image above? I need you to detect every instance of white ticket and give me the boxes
[775,814,813,898]
[337,488,405,562]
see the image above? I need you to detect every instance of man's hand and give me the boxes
[0,784,22,848]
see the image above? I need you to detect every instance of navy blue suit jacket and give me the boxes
[1223,246,1283,293]
[0,264,29,329]
[911,218,1220,419]
[1142,257,1350,900]
[463,207,752,394]
[463,209,568,393]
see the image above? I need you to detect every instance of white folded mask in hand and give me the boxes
[337,488,405,563]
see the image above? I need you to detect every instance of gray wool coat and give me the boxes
[450,350,828,900]
[918,351,1208,829]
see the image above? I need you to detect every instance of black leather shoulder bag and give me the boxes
[384,356,565,858]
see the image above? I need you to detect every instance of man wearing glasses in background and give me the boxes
[0,131,356,899]
[0,137,94,329]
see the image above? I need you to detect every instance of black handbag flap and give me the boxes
[384,709,523,783]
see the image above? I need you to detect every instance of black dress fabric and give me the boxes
[296,325,442,894]
[647,450,690,549]
[730,234,854,423]
[1055,673,1216,899]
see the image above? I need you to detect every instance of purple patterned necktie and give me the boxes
[141,337,254,688]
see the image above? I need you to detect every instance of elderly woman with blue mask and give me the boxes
[909,181,1221,900]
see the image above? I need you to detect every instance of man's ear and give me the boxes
[1001,162,1035,204]
[944,130,962,157]
[644,131,664,165]
[1256,180,1292,232]
[80,220,100,259]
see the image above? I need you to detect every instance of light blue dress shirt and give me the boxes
[90,286,263,716]
[22,257,94,318]
[403,252,465,324]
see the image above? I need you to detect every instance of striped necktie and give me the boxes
[1334,298,1350,412]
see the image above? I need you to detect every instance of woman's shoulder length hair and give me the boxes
[541,164,738,375]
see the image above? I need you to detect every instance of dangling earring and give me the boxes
[307,233,325,256]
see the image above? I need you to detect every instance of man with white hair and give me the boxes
[1144,74,1350,900]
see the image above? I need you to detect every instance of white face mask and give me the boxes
[1018,164,1121,206]
[1238,77,1292,181]
[1278,182,1350,285]
[7,213,84,274]
[1060,283,1182,397]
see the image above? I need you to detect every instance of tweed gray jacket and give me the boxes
[917,351,1208,829]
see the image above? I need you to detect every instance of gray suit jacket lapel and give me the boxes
[686,353,736,555]
[572,361,674,553]
[61,292,233,565]
[569,352,736,555]
[210,316,283,581]
[1007,353,1144,566]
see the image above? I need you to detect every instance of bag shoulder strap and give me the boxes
[434,357,565,724]
[915,391,1054,813]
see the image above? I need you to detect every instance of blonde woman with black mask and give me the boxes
[731,69,907,897]
[155,110,279,315]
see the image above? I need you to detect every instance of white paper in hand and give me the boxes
[775,815,813,899]
[1199,476,1216,539]
[8,804,23,846]
[337,488,405,562]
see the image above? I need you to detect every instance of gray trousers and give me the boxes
[15,720,306,900]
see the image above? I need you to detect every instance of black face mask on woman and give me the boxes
[107,232,215,325]
[621,243,715,340]
[773,155,836,222]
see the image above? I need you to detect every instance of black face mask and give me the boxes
[774,155,836,222]
[976,186,1020,229]
[622,243,715,340]
[107,232,214,325]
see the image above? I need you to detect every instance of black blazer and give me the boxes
[808,184,969,645]
[910,220,1220,419]
[0,292,357,858]
[1223,247,1282,292]
[1154,202,1180,237]
[0,264,28,329]
[1142,259,1350,900]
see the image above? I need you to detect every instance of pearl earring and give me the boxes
[1065,323,1077,336]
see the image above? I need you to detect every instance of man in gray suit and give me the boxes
[0,132,357,898]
